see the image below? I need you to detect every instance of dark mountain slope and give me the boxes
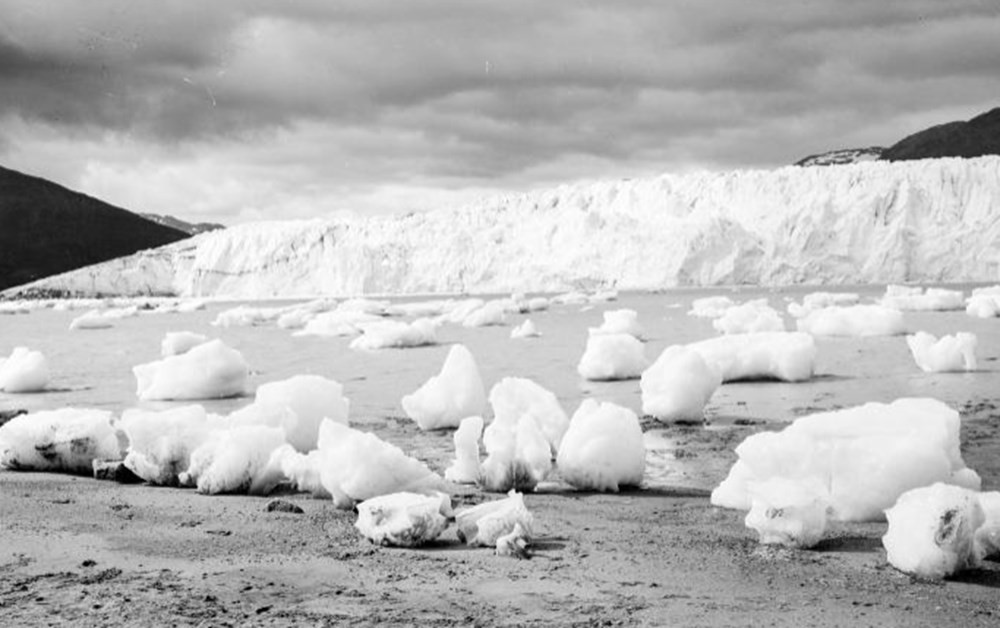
[0,165,189,292]
[881,107,1000,161]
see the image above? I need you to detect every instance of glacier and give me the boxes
[6,156,1000,299]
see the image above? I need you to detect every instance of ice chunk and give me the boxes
[976,492,1000,559]
[261,444,330,498]
[0,347,50,393]
[462,300,507,327]
[883,483,984,580]
[0,408,120,474]
[355,492,453,547]
[212,304,286,327]
[966,294,1000,318]
[68,309,114,330]
[160,331,209,357]
[556,399,645,492]
[640,345,720,422]
[316,420,443,509]
[687,332,816,382]
[881,286,964,311]
[487,377,569,455]
[401,344,486,430]
[576,333,647,381]
[295,310,382,337]
[906,331,977,373]
[588,308,645,340]
[796,304,906,336]
[744,478,829,549]
[455,490,533,547]
[510,319,541,339]
[133,339,248,401]
[480,413,552,492]
[227,374,350,452]
[120,405,214,485]
[712,398,981,522]
[688,296,736,318]
[180,424,286,494]
[349,318,438,349]
[444,416,484,484]
[712,301,785,334]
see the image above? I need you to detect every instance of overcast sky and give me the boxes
[1,1,998,226]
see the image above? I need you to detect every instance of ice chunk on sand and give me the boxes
[180,424,286,494]
[462,300,507,327]
[510,319,541,339]
[712,301,785,334]
[687,332,816,382]
[588,308,645,340]
[976,492,1000,559]
[640,345,720,422]
[0,408,120,474]
[355,492,453,547]
[487,377,569,455]
[401,344,486,430]
[711,398,981,522]
[966,293,1000,318]
[456,490,534,547]
[212,304,286,327]
[295,310,382,337]
[881,286,964,311]
[480,413,552,492]
[160,331,209,357]
[68,309,115,330]
[796,304,906,336]
[349,318,438,350]
[789,291,860,317]
[906,331,977,373]
[556,399,645,492]
[133,339,248,401]
[227,374,350,452]
[316,419,443,509]
[883,483,984,580]
[120,405,215,485]
[744,478,829,549]
[0,347,50,393]
[576,333,647,381]
[260,444,330,498]
[444,416,484,484]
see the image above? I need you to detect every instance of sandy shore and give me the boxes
[3,400,1000,627]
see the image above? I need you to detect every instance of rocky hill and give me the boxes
[141,213,224,236]
[881,107,1000,161]
[0,165,191,292]
[794,147,884,167]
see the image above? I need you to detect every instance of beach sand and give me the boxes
[3,397,1000,627]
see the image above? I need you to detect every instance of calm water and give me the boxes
[2,285,998,490]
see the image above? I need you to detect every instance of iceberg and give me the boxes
[796,304,906,337]
[133,339,248,401]
[401,344,487,431]
[555,399,645,492]
[10,157,1000,299]
[0,408,120,474]
[0,347,50,393]
[576,333,647,381]
[640,345,720,422]
[906,331,977,373]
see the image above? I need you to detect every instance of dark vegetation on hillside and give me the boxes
[0,165,190,292]
[881,107,1000,161]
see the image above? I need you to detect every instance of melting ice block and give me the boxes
[711,398,981,522]
[455,490,533,547]
[556,399,645,492]
[0,347,50,393]
[687,331,816,382]
[315,419,443,509]
[133,339,248,401]
[976,492,1000,559]
[479,413,552,492]
[462,300,507,327]
[712,301,785,334]
[640,345,721,422]
[68,310,115,330]
[444,415,484,484]
[688,296,736,318]
[120,405,215,485]
[510,319,541,339]
[576,333,647,381]
[160,331,209,357]
[881,286,965,311]
[180,424,286,494]
[355,492,453,547]
[588,308,645,339]
[349,318,438,349]
[796,304,906,336]
[487,377,569,455]
[227,374,349,452]
[906,331,977,373]
[401,344,486,430]
[883,483,984,580]
[0,408,120,474]
[295,310,381,337]
[744,478,829,549]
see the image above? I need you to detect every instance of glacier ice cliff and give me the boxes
[6,157,1000,299]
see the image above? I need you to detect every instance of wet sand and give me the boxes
[3,398,1000,627]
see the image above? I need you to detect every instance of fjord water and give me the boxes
[2,285,997,490]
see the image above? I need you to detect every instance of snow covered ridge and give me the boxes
[7,156,1000,299]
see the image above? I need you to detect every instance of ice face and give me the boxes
[12,156,1000,299]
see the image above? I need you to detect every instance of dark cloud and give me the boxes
[0,0,997,222]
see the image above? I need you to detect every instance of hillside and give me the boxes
[7,156,999,299]
[794,147,884,167]
[881,107,1000,161]
[141,213,224,235]
[0,165,190,292]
